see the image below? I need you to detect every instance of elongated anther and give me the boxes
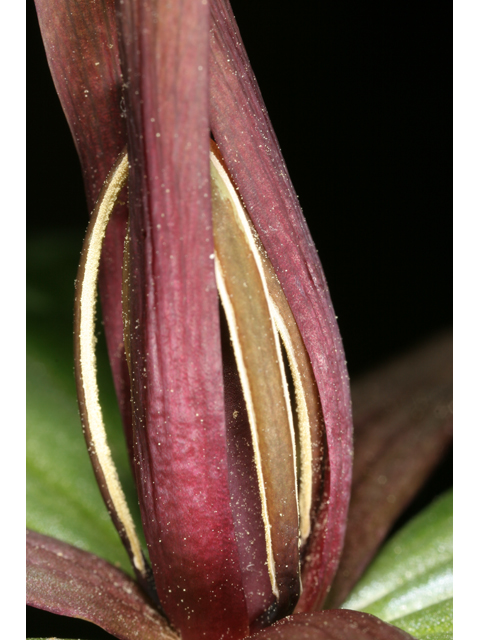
[74,148,148,584]
[211,144,301,616]
[209,143,324,547]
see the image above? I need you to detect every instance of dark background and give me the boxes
[28,1,451,636]
[28,0,452,378]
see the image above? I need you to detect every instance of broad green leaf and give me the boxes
[342,491,452,636]
[27,231,145,574]
[387,598,452,640]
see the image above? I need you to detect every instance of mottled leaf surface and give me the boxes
[342,492,452,638]
[251,611,415,640]
[26,232,144,573]
[27,530,176,640]
[326,333,452,608]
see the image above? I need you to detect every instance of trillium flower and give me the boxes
[27,1,453,639]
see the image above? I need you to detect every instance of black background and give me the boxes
[28,1,451,636]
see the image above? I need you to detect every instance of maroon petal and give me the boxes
[325,332,453,608]
[115,1,249,638]
[209,0,353,611]
[251,611,415,640]
[34,0,124,203]
[221,315,275,625]
[26,530,176,640]
[34,0,133,458]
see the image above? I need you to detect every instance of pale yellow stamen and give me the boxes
[77,151,145,575]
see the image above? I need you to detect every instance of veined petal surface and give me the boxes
[27,530,175,640]
[116,1,249,638]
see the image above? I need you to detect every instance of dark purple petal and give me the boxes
[325,332,453,608]
[26,530,175,640]
[251,611,415,640]
[115,1,249,638]
[209,0,353,611]
[34,0,133,457]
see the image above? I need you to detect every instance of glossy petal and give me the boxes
[27,530,176,640]
[250,611,415,640]
[326,333,453,608]
[115,1,249,638]
[209,0,353,611]
[34,0,132,458]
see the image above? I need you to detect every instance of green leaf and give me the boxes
[26,231,146,574]
[342,491,452,637]
[388,598,453,640]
